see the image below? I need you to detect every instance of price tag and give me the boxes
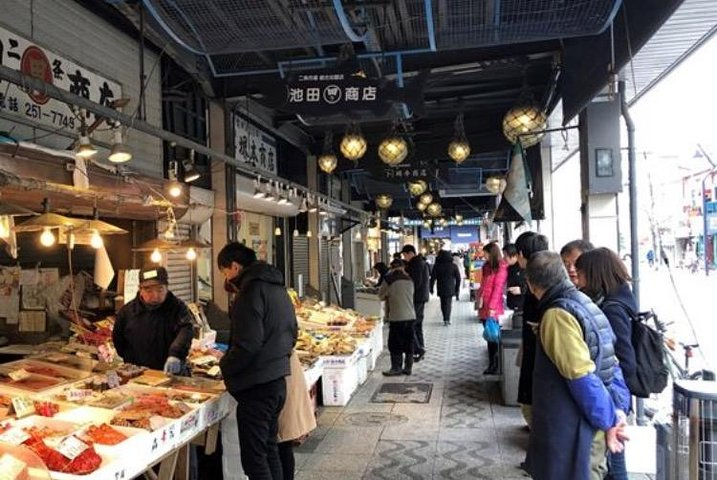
[0,453,28,480]
[11,397,35,418]
[206,366,221,377]
[56,435,89,460]
[67,389,93,401]
[0,427,30,445]
[8,369,30,382]
[107,370,121,389]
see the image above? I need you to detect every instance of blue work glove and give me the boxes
[163,356,182,374]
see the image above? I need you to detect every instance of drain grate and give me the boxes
[371,383,433,404]
[341,412,408,427]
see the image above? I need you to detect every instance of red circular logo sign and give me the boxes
[20,45,52,105]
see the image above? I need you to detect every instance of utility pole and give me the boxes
[696,144,716,276]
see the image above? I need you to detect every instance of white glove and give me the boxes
[164,356,182,374]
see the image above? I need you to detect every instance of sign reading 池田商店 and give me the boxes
[234,114,277,175]
[0,26,122,132]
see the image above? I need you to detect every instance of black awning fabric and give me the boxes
[560,0,684,123]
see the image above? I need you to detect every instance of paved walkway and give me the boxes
[294,294,530,480]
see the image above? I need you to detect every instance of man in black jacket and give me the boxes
[113,267,194,373]
[217,242,297,480]
[401,244,430,361]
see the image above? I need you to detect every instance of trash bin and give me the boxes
[672,380,717,479]
[500,329,521,406]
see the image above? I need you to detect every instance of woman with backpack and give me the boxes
[575,247,637,480]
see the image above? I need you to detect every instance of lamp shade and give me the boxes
[426,202,442,217]
[375,194,393,210]
[378,136,408,166]
[318,153,338,174]
[340,124,367,161]
[419,193,433,205]
[0,202,37,217]
[485,176,502,194]
[12,213,84,232]
[448,139,471,164]
[407,179,427,197]
[502,102,547,148]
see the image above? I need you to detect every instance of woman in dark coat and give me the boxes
[430,250,462,325]
[575,247,637,480]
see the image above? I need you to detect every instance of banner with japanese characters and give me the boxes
[0,25,122,134]
[369,162,438,184]
[256,69,426,117]
[233,114,277,175]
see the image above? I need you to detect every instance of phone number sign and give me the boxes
[0,25,122,133]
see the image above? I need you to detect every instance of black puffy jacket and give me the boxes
[220,262,298,394]
[113,291,194,370]
[406,255,430,303]
[430,251,461,298]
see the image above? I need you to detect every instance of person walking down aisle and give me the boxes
[218,243,298,480]
[277,351,317,480]
[379,259,417,376]
[575,247,639,480]
[515,232,549,429]
[524,251,630,480]
[113,266,194,373]
[478,242,508,374]
[401,244,430,362]
[452,252,465,300]
[430,250,462,325]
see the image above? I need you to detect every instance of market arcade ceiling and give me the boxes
[102,0,686,219]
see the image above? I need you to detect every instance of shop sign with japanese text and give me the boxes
[233,114,277,175]
[257,69,426,117]
[370,163,438,184]
[0,26,122,133]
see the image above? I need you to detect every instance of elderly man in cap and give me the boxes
[112,266,194,374]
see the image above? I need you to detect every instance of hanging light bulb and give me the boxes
[426,202,442,217]
[375,194,393,210]
[378,135,408,166]
[40,227,56,247]
[354,229,362,241]
[306,229,312,238]
[339,123,367,161]
[416,202,428,212]
[253,178,266,199]
[90,229,104,249]
[448,114,471,164]
[108,129,132,163]
[485,176,502,194]
[419,193,433,205]
[167,160,183,198]
[150,248,162,263]
[293,229,299,237]
[76,115,97,159]
[274,226,282,236]
[502,100,547,147]
[68,231,76,250]
[183,150,200,183]
[186,247,197,261]
[407,179,427,197]
[318,131,338,174]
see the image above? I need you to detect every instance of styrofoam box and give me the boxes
[356,354,368,385]
[320,348,361,368]
[81,424,152,472]
[321,362,359,407]
[369,322,385,370]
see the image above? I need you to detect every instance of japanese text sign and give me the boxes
[234,115,277,175]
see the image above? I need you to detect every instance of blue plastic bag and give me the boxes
[482,317,501,343]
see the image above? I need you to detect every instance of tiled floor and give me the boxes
[295,294,531,480]
[295,294,654,480]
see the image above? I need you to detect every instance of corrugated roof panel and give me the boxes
[624,0,717,105]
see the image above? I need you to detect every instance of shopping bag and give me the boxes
[482,317,501,343]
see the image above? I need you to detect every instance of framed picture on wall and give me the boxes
[595,148,614,177]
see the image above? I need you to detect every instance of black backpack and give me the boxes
[603,302,669,398]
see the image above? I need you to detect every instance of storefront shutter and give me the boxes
[292,235,309,294]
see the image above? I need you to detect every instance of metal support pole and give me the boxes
[704,175,711,277]
[620,81,645,425]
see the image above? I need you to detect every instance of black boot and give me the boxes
[383,354,404,376]
[402,354,414,375]
[483,342,499,374]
